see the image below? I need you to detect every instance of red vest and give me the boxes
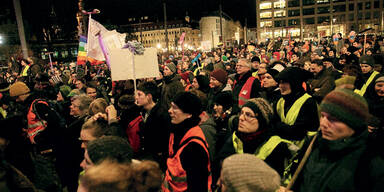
[126,115,143,153]
[27,99,48,144]
[162,126,212,192]
[238,76,256,107]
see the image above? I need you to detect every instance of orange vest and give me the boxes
[27,99,48,144]
[162,126,212,192]
[238,76,256,107]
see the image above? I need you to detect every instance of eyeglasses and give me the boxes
[236,64,247,68]
[78,137,90,147]
[239,110,257,120]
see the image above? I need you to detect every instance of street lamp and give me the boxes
[331,18,336,35]
[0,35,3,44]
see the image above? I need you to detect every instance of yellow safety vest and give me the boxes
[0,107,6,119]
[232,132,293,160]
[252,71,258,78]
[276,93,311,126]
[354,71,379,96]
[276,93,317,141]
[21,65,30,77]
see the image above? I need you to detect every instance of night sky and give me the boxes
[2,0,256,41]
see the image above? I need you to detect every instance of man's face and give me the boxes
[209,76,222,88]
[262,73,277,88]
[323,61,333,69]
[135,90,150,107]
[360,64,372,74]
[80,129,97,149]
[236,60,250,75]
[163,66,173,76]
[328,51,334,57]
[80,150,94,171]
[292,54,299,62]
[86,87,97,100]
[320,112,355,141]
[258,64,267,75]
[251,61,259,70]
[75,80,84,89]
[279,81,292,95]
[310,63,323,76]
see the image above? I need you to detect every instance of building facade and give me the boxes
[200,12,244,49]
[256,0,384,42]
[121,20,200,51]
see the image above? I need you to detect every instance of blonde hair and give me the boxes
[89,98,108,116]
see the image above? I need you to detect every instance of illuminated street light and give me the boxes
[156,43,162,49]
[0,35,3,44]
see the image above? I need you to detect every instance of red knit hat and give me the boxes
[210,69,228,85]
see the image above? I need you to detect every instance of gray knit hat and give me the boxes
[221,154,281,192]
[242,98,274,128]
[166,62,177,73]
[87,136,133,164]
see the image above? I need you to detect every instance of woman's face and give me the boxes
[192,78,199,89]
[238,107,259,133]
[375,82,384,97]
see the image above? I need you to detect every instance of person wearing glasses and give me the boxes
[218,98,292,176]
[232,58,262,114]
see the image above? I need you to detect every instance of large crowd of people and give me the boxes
[0,34,383,192]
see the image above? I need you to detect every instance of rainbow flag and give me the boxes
[77,35,104,65]
[77,35,88,65]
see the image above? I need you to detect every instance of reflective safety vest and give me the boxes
[21,65,30,77]
[238,76,256,107]
[27,99,48,144]
[162,126,212,192]
[276,93,311,126]
[252,71,258,78]
[232,132,293,160]
[276,93,317,141]
[354,71,379,96]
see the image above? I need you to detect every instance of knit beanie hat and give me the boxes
[59,85,72,99]
[359,55,375,67]
[87,136,133,164]
[166,62,177,73]
[214,91,233,111]
[242,98,274,129]
[221,154,281,192]
[266,68,279,80]
[320,88,370,132]
[195,75,210,94]
[210,68,228,85]
[9,81,30,97]
[172,91,202,118]
[375,75,384,84]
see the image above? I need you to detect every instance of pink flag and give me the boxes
[179,32,186,45]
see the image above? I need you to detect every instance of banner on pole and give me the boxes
[109,48,159,81]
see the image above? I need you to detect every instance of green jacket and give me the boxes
[295,131,384,192]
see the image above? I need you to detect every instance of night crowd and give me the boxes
[0,34,383,192]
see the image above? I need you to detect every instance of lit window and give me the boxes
[274,1,286,9]
[260,2,272,9]
[260,11,272,18]
[260,21,272,27]
[274,10,286,17]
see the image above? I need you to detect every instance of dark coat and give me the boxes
[273,91,319,141]
[294,131,384,192]
[138,103,171,171]
[309,69,335,103]
[232,71,261,113]
[161,74,184,110]
[218,131,291,176]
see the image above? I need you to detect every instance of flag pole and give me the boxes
[82,9,100,73]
